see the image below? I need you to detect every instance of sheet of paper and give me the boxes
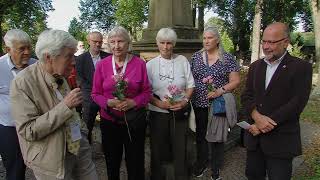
[236,121,251,130]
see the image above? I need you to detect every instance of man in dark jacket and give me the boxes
[241,22,312,180]
[76,31,111,143]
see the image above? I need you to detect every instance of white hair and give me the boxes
[35,29,77,62]
[107,26,132,51]
[3,29,31,48]
[156,28,177,46]
[203,26,226,63]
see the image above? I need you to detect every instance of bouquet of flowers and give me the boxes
[112,73,128,100]
[202,75,215,92]
[165,84,185,105]
[112,73,132,141]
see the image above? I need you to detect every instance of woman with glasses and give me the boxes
[190,26,240,180]
[146,28,195,180]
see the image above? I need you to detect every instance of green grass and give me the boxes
[300,99,320,124]
[293,98,320,179]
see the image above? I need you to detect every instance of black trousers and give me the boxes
[82,101,100,144]
[149,111,189,180]
[209,142,224,175]
[246,145,293,180]
[0,124,26,180]
[100,118,146,180]
[192,106,209,167]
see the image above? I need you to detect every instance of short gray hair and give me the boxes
[35,29,77,62]
[203,26,226,63]
[156,28,177,46]
[3,29,31,48]
[107,26,131,51]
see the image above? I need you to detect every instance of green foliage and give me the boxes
[233,67,248,112]
[112,0,148,41]
[0,0,53,54]
[293,99,320,179]
[205,17,234,53]
[288,43,307,60]
[68,18,88,45]
[209,0,254,58]
[298,0,313,32]
[221,31,234,53]
[261,0,306,31]
[79,0,115,31]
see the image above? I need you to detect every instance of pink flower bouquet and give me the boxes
[165,84,184,105]
[202,75,215,92]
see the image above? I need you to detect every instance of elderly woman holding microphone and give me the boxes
[147,28,195,180]
[91,26,151,180]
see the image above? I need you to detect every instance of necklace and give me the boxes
[158,55,174,84]
[112,54,130,76]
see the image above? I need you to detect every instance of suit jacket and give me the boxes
[75,51,110,103]
[241,53,312,158]
[10,62,75,178]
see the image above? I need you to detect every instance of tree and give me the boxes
[206,17,234,53]
[261,0,305,30]
[191,0,210,36]
[79,0,115,31]
[310,0,320,93]
[299,0,313,32]
[0,0,53,54]
[113,0,148,41]
[250,0,263,63]
[211,0,255,61]
[68,18,88,45]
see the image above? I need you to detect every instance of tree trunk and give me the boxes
[192,2,196,27]
[311,0,320,95]
[250,0,263,63]
[198,3,205,36]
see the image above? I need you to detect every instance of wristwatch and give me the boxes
[221,87,226,93]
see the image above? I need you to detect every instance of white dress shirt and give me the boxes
[264,51,287,89]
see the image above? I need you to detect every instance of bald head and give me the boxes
[264,22,290,40]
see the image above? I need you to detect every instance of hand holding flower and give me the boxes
[116,98,136,111]
[169,100,188,111]
[156,99,171,110]
[107,98,122,108]
[202,76,215,92]
[207,88,224,99]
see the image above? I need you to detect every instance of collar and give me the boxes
[38,62,60,90]
[89,51,101,59]
[6,54,34,70]
[263,51,287,66]
[7,55,18,71]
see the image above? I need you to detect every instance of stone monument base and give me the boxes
[133,39,202,61]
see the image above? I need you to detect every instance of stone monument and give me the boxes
[132,0,202,60]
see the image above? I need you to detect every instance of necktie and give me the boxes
[57,79,81,155]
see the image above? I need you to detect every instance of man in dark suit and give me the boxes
[241,22,312,180]
[76,31,111,144]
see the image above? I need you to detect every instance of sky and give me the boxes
[47,0,81,31]
[46,0,216,31]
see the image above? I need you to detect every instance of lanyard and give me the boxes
[112,54,130,76]
[203,51,211,77]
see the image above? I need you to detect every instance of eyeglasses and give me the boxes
[261,37,287,45]
[13,46,31,53]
